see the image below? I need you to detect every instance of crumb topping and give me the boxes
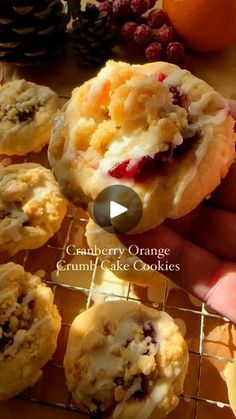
[0,294,34,355]
[0,97,39,124]
[0,80,53,125]
[67,61,228,185]
[72,318,160,416]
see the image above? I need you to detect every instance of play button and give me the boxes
[110,201,128,219]
[90,185,143,234]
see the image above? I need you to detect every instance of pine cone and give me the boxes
[0,0,69,65]
[72,3,115,67]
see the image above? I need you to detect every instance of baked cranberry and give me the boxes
[169,86,189,109]
[154,72,167,82]
[108,160,130,178]
[134,156,155,181]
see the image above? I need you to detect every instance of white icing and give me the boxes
[113,378,142,418]
[3,315,51,358]
[165,69,189,87]
[136,379,170,419]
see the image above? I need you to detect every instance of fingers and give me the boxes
[118,225,236,322]
[209,162,236,212]
[165,204,236,262]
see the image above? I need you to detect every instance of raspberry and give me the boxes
[99,1,113,15]
[166,42,186,64]
[131,0,150,15]
[121,21,138,42]
[146,42,164,61]
[148,9,168,28]
[156,25,174,44]
[134,24,153,46]
[112,0,132,19]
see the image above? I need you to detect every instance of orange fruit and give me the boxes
[163,0,236,52]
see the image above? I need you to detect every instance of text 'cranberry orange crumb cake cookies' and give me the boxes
[48,60,236,233]
[0,79,59,156]
[0,163,67,255]
[0,262,61,400]
[64,300,189,419]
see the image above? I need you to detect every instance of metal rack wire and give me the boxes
[0,82,234,418]
[10,208,234,419]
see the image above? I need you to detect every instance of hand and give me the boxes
[120,101,236,323]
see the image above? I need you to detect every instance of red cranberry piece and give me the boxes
[121,21,138,42]
[134,156,156,182]
[134,24,153,46]
[166,42,186,64]
[156,24,174,44]
[148,8,168,28]
[158,72,167,82]
[112,0,132,19]
[146,42,165,62]
[169,86,189,109]
[108,160,130,178]
[131,0,150,15]
[154,149,172,162]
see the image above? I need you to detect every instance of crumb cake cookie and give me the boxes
[86,218,165,286]
[64,301,188,418]
[0,79,59,155]
[48,60,235,233]
[0,262,61,400]
[0,163,67,255]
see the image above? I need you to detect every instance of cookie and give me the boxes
[0,79,59,155]
[0,262,61,400]
[0,163,67,255]
[48,60,235,233]
[64,300,188,418]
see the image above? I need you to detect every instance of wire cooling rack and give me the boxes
[0,80,235,418]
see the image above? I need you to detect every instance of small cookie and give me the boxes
[86,218,165,286]
[0,163,67,255]
[0,262,61,400]
[64,300,188,418]
[48,60,235,233]
[0,79,59,155]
